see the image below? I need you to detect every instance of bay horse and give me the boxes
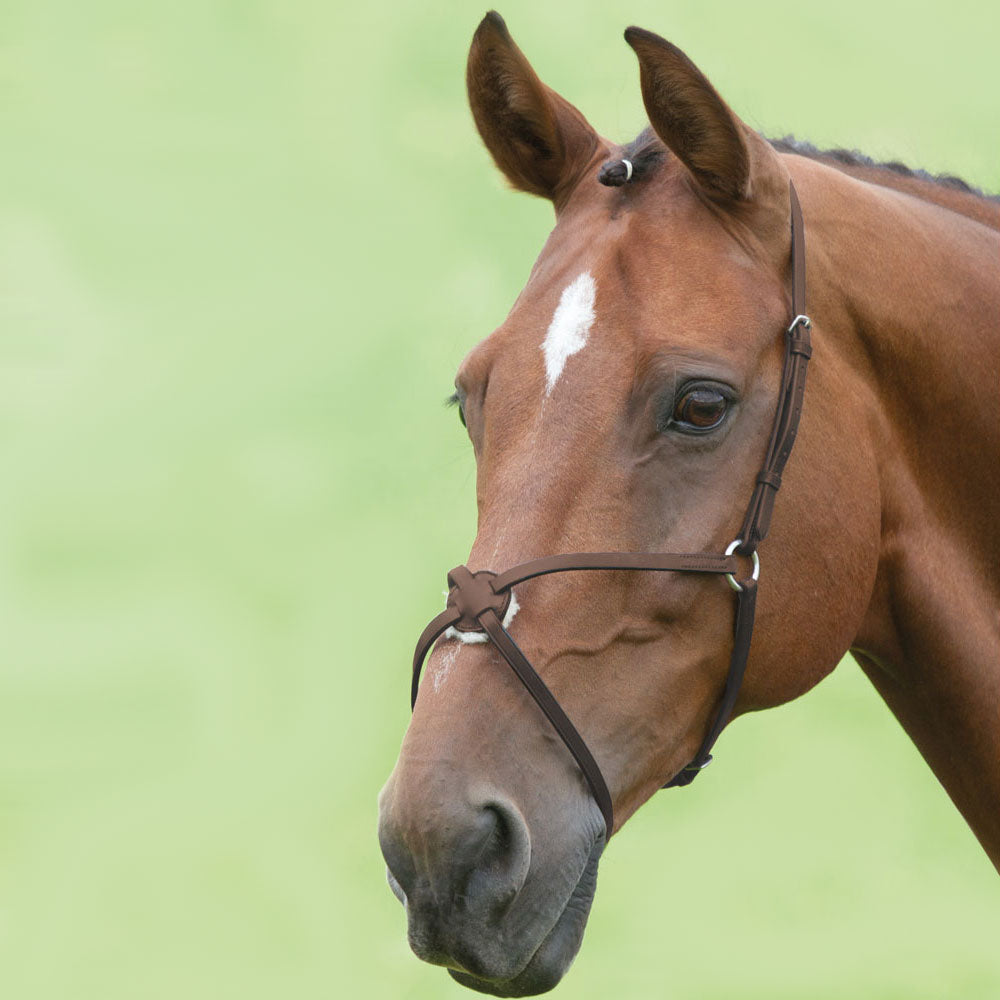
[379,12,1000,997]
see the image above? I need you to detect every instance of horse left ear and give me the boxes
[624,27,782,204]
[467,12,600,206]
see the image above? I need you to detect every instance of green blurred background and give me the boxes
[1,1,997,997]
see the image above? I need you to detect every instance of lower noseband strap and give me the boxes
[478,609,615,835]
[410,557,760,837]
[662,578,757,787]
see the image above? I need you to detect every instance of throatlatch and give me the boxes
[410,181,812,836]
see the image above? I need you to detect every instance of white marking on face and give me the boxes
[442,590,520,646]
[431,644,459,693]
[541,272,596,394]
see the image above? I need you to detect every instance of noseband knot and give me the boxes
[446,565,512,632]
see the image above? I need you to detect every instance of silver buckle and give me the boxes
[724,539,760,593]
[788,313,811,334]
[684,755,713,772]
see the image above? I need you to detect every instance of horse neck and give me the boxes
[793,156,1000,869]
[807,161,1000,559]
[809,154,1000,231]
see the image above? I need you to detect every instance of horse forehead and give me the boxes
[461,198,778,391]
[492,244,760,368]
[527,204,762,317]
[475,265,620,405]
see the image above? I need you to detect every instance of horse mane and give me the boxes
[768,135,1000,203]
[614,128,1000,225]
[771,134,1000,231]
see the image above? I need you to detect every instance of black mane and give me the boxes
[606,127,999,203]
[769,134,1000,203]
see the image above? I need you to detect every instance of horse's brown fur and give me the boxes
[380,14,1000,996]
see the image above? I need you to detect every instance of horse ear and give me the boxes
[467,12,599,204]
[624,27,778,203]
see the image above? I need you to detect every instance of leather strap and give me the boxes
[492,551,738,592]
[479,609,615,834]
[791,182,806,318]
[410,554,747,830]
[411,606,462,707]
[662,578,757,786]
[737,183,811,552]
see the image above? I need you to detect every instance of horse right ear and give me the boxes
[624,27,784,206]
[467,12,599,206]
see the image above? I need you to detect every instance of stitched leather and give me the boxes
[492,551,739,592]
[737,183,811,554]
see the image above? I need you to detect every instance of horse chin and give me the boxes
[447,834,604,997]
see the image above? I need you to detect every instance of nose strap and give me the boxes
[446,566,512,631]
[662,578,757,787]
[410,566,613,833]
[411,550,745,837]
[477,608,615,836]
[416,567,614,834]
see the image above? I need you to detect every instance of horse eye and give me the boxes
[447,391,467,428]
[670,387,728,432]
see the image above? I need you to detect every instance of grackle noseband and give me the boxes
[410,181,812,836]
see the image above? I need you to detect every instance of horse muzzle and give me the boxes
[378,775,605,996]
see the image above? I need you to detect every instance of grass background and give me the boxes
[1,1,998,998]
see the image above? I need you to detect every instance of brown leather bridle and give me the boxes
[410,181,812,836]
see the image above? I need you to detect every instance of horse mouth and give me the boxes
[445,833,604,997]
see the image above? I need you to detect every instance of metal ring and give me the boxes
[724,539,760,592]
[788,313,812,334]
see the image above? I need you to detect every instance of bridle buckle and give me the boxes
[724,539,760,593]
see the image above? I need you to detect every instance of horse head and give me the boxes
[379,13,884,996]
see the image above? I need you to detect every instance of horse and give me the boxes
[378,12,1000,997]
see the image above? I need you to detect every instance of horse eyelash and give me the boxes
[446,391,467,428]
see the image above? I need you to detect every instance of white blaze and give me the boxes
[541,272,596,393]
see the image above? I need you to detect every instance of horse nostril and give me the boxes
[378,793,531,923]
[378,808,418,905]
[463,799,531,913]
